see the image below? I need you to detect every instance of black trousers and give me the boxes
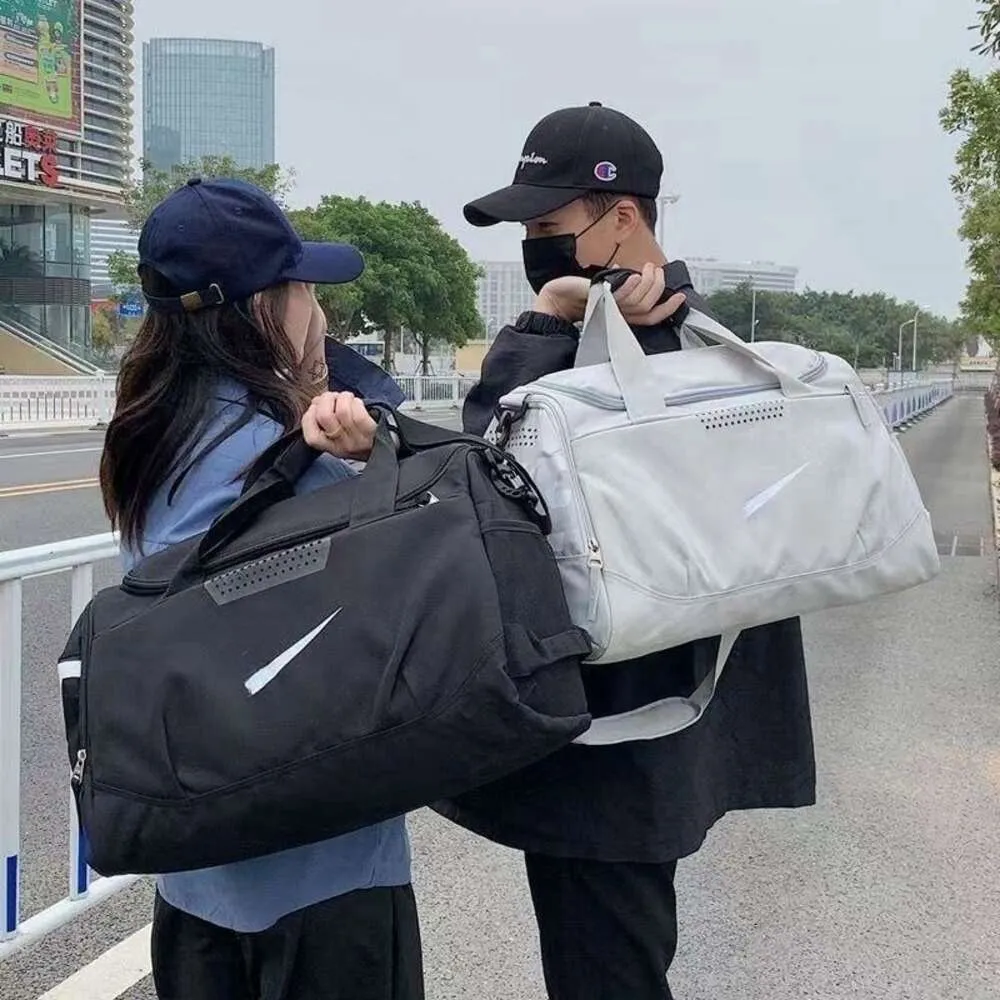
[151,886,424,1000]
[525,855,679,1000]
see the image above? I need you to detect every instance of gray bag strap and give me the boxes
[680,308,817,397]
[575,285,817,419]
[572,630,740,745]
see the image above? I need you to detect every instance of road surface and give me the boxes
[0,396,998,999]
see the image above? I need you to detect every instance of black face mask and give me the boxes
[522,203,621,294]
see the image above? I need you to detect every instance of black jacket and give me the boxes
[435,262,816,862]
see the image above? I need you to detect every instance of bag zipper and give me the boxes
[71,607,94,791]
[523,395,610,654]
[71,749,86,786]
[534,353,829,411]
[586,538,604,623]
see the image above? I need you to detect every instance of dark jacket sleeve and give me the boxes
[324,339,405,409]
[462,312,580,435]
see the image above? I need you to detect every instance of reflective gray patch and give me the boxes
[204,537,332,605]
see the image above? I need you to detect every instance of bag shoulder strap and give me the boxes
[572,631,740,745]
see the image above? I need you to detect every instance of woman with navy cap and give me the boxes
[99,178,422,1000]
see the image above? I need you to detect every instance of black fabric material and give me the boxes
[151,886,424,1000]
[436,259,817,862]
[58,411,591,876]
[525,855,678,1000]
[324,339,406,409]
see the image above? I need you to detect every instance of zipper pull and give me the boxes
[587,540,604,624]
[846,381,873,429]
[70,749,87,786]
[587,538,604,569]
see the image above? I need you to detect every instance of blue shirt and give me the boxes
[122,387,411,932]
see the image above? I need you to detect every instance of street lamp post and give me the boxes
[750,286,758,343]
[657,194,680,249]
[898,315,917,387]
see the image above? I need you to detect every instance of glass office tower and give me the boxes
[142,38,276,172]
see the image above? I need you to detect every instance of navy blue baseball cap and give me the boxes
[138,177,364,313]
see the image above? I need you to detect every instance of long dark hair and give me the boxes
[100,267,314,549]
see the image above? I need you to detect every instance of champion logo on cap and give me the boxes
[519,152,548,169]
[594,161,618,182]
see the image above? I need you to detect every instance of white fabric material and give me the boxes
[491,284,940,742]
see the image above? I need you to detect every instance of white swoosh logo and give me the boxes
[244,609,342,696]
[743,463,810,519]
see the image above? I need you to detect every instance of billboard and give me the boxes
[0,0,83,137]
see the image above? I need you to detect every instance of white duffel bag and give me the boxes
[490,282,940,745]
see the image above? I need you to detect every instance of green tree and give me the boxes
[123,157,293,231]
[703,285,962,369]
[973,1,1000,57]
[395,202,483,373]
[290,198,482,370]
[941,69,1000,346]
[90,307,115,352]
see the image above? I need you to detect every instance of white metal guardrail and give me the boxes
[0,534,139,961]
[0,379,954,960]
[874,379,954,427]
[0,375,115,432]
[0,374,476,433]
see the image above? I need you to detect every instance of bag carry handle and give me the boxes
[165,407,543,595]
[572,630,740,745]
[575,284,815,420]
[164,407,489,595]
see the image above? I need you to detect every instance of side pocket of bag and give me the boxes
[479,518,590,721]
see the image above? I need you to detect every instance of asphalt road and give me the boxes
[1,396,998,999]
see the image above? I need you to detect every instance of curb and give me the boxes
[991,465,1000,560]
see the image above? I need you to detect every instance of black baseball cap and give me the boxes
[138,177,364,313]
[464,102,663,227]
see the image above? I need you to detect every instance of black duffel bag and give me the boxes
[58,410,591,876]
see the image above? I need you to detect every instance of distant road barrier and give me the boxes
[0,374,478,433]
[0,372,955,435]
[874,380,953,429]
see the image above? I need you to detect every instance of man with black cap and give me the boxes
[435,103,816,999]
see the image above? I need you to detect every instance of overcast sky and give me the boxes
[132,0,990,318]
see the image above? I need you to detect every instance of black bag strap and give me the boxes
[164,406,550,595]
[384,407,486,454]
[241,430,320,495]
[347,413,400,528]
[165,408,467,594]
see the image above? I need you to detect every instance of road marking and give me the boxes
[0,478,99,500]
[0,446,102,461]
[36,922,151,1000]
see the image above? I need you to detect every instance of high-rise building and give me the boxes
[89,216,138,298]
[142,38,275,172]
[476,261,535,341]
[686,258,798,296]
[0,0,135,373]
